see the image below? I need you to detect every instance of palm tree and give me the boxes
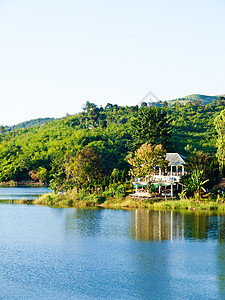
[184,170,209,200]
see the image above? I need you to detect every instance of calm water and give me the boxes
[0,189,225,299]
[0,187,51,200]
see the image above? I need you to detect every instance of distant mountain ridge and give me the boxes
[166,94,222,106]
[4,94,225,129]
[6,117,55,131]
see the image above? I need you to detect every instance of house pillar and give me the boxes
[171,165,173,175]
[182,165,184,175]
[171,184,173,198]
[158,211,161,241]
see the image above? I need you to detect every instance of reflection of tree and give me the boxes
[130,209,225,242]
[184,211,224,241]
[214,216,225,297]
[217,243,225,296]
[218,216,225,242]
[184,212,208,240]
[64,208,103,237]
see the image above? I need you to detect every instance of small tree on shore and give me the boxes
[184,150,220,189]
[65,146,103,189]
[126,143,168,180]
[182,170,209,200]
[29,167,48,183]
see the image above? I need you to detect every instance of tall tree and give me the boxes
[215,109,225,170]
[65,147,103,188]
[182,150,220,189]
[131,107,172,150]
[82,101,97,113]
[88,107,100,127]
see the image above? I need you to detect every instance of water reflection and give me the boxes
[218,243,225,296]
[64,208,130,238]
[65,208,103,236]
[0,203,224,299]
[61,207,225,298]
[130,209,225,242]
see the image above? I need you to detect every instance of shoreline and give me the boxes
[8,192,225,211]
[0,180,48,187]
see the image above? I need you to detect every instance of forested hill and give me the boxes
[166,94,220,106]
[0,98,224,183]
[6,117,55,131]
[139,94,224,108]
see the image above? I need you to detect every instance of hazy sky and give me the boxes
[0,0,225,125]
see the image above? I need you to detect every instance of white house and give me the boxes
[132,153,186,197]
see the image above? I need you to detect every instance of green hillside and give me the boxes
[0,98,224,184]
[167,94,219,106]
[142,94,224,108]
[7,117,55,131]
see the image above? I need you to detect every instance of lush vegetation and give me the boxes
[31,191,225,211]
[126,143,167,178]
[169,97,225,154]
[0,96,225,207]
[0,103,138,184]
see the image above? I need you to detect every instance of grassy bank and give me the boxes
[27,190,225,211]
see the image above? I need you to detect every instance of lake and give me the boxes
[0,186,51,200]
[0,188,225,299]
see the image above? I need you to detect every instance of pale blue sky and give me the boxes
[0,0,224,125]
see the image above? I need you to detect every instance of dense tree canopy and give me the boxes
[180,150,220,190]
[0,98,223,186]
[65,146,103,187]
[131,107,172,150]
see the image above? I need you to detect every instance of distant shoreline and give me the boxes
[0,181,47,187]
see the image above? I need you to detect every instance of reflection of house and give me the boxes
[132,153,186,197]
[130,209,184,241]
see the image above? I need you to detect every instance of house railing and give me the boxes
[133,174,182,184]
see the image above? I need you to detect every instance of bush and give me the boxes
[103,188,114,197]
[115,185,126,196]
[93,195,106,204]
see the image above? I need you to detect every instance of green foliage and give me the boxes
[166,94,219,107]
[181,170,209,200]
[215,109,225,169]
[0,97,223,187]
[131,107,172,150]
[126,143,167,179]
[29,167,48,183]
[169,98,225,154]
[49,169,67,192]
[7,118,55,131]
[184,150,220,189]
[115,185,126,196]
[65,146,103,187]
